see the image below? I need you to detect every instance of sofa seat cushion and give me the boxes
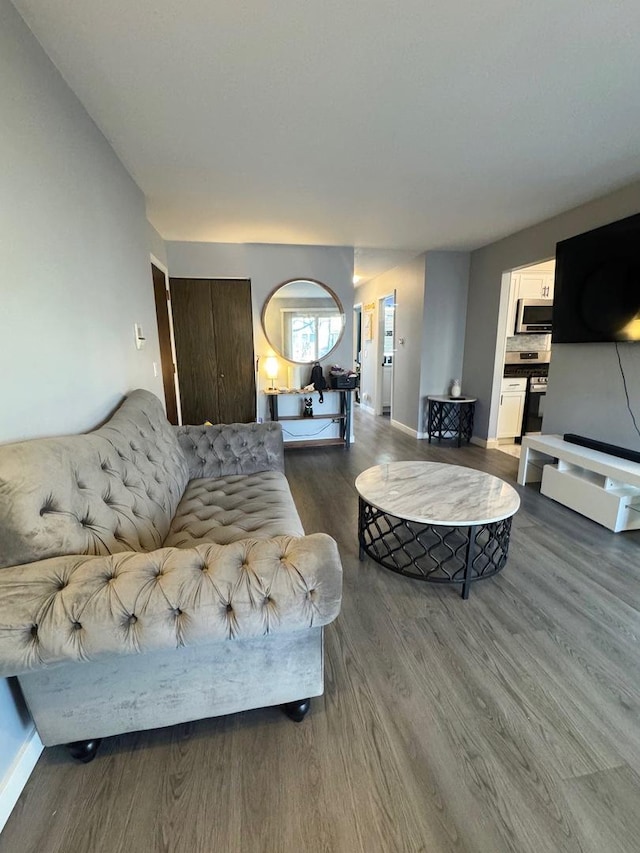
[163,471,305,549]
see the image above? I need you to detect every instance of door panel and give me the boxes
[169,279,220,425]
[210,280,256,424]
[169,278,256,425]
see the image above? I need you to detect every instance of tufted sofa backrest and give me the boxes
[175,422,285,479]
[0,390,189,569]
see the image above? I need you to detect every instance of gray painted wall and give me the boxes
[419,252,470,431]
[462,180,640,443]
[166,241,354,420]
[544,342,640,449]
[0,0,163,789]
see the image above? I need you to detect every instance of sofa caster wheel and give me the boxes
[282,698,311,723]
[67,738,102,763]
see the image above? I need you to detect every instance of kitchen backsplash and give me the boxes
[505,333,551,352]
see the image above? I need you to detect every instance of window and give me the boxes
[285,311,343,362]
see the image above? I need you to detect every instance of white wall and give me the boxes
[0,0,163,817]
[462,180,640,443]
[166,241,354,421]
[149,222,169,270]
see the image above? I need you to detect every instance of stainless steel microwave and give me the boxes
[515,299,553,334]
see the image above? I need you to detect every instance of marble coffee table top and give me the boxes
[355,461,520,526]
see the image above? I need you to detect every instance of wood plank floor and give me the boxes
[3,409,640,853]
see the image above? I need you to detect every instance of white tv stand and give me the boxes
[517,434,640,532]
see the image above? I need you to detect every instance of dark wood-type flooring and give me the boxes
[3,409,640,852]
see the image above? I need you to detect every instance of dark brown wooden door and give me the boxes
[169,278,256,425]
[151,264,179,424]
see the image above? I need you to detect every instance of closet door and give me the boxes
[169,278,256,425]
[210,280,256,424]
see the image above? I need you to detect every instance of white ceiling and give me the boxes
[12,0,640,280]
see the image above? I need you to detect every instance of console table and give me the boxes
[518,434,640,532]
[265,389,353,449]
[427,396,477,446]
[356,461,520,598]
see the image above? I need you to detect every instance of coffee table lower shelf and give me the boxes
[357,497,513,599]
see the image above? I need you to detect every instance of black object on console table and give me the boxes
[563,433,640,465]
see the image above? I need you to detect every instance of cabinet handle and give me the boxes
[500,394,503,405]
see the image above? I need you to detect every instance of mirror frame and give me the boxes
[261,278,346,364]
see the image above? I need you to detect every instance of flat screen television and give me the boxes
[552,212,640,344]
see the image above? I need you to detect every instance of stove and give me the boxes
[504,350,551,378]
[503,351,551,436]
[529,375,549,392]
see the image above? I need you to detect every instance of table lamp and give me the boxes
[265,356,279,390]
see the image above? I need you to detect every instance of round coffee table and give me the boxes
[355,462,520,599]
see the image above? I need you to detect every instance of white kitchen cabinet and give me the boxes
[517,272,554,300]
[497,377,526,439]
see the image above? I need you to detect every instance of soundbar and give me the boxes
[563,433,640,465]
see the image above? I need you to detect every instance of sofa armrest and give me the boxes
[175,422,284,479]
[0,533,342,677]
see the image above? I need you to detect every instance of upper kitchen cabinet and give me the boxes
[515,271,554,300]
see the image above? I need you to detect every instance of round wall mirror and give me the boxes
[262,278,345,364]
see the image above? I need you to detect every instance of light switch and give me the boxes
[134,323,146,350]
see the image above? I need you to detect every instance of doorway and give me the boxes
[376,293,395,417]
[490,259,555,455]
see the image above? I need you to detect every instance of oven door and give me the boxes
[523,381,546,434]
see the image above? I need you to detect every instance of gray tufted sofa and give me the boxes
[0,390,342,759]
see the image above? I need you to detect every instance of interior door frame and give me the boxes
[150,254,183,424]
[353,302,362,382]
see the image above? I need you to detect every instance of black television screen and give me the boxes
[552,212,640,344]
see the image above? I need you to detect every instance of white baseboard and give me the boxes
[359,403,375,415]
[0,727,43,833]
[470,436,500,449]
[390,419,419,439]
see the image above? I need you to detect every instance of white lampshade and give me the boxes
[264,356,279,388]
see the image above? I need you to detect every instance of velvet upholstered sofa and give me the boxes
[0,390,342,761]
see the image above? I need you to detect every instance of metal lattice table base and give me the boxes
[427,399,475,446]
[358,498,513,599]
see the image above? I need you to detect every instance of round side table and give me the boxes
[427,396,477,446]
